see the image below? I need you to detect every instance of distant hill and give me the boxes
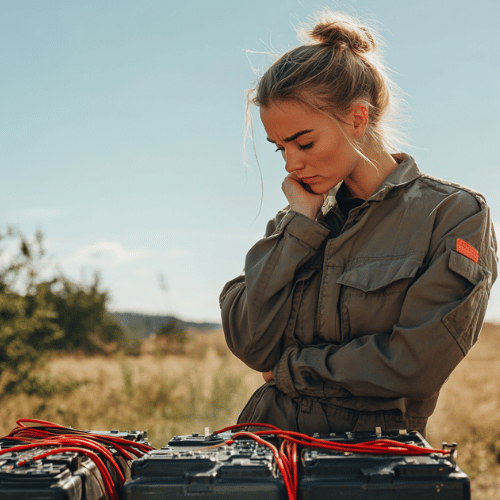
[111,312,221,338]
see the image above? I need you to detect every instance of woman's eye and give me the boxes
[275,147,284,153]
[299,142,313,150]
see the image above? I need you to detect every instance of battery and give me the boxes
[122,434,285,500]
[0,447,100,500]
[0,430,149,500]
[299,430,470,500]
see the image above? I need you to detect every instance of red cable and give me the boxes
[215,423,452,500]
[0,419,153,500]
[17,447,118,500]
[1,435,133,484]
[214,424,449,455]
[278,439,293,498]
[2,418,454,500]
[11,419,152,452]
[246,429,450,456]
[288,441,298,496]
[16,418,67,428]
[214,422,282,433]
[5,424,153,459]
[0,437,125,494]
[46,437,126,483]
[226,431,297,500]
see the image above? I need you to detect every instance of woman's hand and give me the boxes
[282,174,325,220]
[262,370,274,383]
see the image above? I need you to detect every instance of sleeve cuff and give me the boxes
[276,211,330,250]
[273,347,301,398]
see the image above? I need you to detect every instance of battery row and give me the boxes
[0,429,470,500]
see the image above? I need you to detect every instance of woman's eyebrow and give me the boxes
[266,129,314,144]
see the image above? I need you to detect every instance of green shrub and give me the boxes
[0,228,63,393]
[0,227,125,394]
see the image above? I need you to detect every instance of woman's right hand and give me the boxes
[282,174,325,220]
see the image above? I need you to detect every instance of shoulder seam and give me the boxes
[417,173,487,207]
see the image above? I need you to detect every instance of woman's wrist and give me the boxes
[290,204,320,220]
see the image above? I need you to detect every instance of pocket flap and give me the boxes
[446,237,486,286]
[337,255,422,292]
[448,250,484,286]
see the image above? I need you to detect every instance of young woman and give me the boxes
[219,11,497,436]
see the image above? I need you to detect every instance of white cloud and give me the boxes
[68,241,152,267]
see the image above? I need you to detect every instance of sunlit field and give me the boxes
[1,324,499,499]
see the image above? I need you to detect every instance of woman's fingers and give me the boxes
[282,175,324,219]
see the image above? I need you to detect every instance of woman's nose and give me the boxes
[284,151,304,173]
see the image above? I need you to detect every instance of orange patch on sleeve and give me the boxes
[456,238,479,263]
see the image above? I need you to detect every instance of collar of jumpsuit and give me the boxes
[321,153,420,223]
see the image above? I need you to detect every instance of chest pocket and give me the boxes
[337,254,423,340]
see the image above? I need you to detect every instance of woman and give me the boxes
[219,11,497,436]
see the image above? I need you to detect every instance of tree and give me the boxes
[0,228,63,392]
[155,318,188,353]
[43,273,125,353]
[0,227,125,393]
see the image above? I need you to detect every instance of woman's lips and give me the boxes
[299,176,317,183]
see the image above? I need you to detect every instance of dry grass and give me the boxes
[427,322,500,499]
[0,330,263,447]
[1,325,499,498]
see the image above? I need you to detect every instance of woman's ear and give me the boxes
[348,104,369,138]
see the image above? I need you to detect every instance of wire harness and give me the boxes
[0,418,153,500]
[212,423,452,500]
[0,419,455,500]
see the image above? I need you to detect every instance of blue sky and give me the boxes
[1,0,499,322]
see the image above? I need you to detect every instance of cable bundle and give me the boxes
[213,423,451,500]
[0,419,153,500]
[0,419,454,500]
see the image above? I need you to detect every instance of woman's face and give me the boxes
[260,100,362,195]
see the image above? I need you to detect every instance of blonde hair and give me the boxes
[248,11,404,153]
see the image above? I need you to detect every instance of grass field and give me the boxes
[0,324,499,499]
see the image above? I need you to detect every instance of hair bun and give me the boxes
[308,14,376,54]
